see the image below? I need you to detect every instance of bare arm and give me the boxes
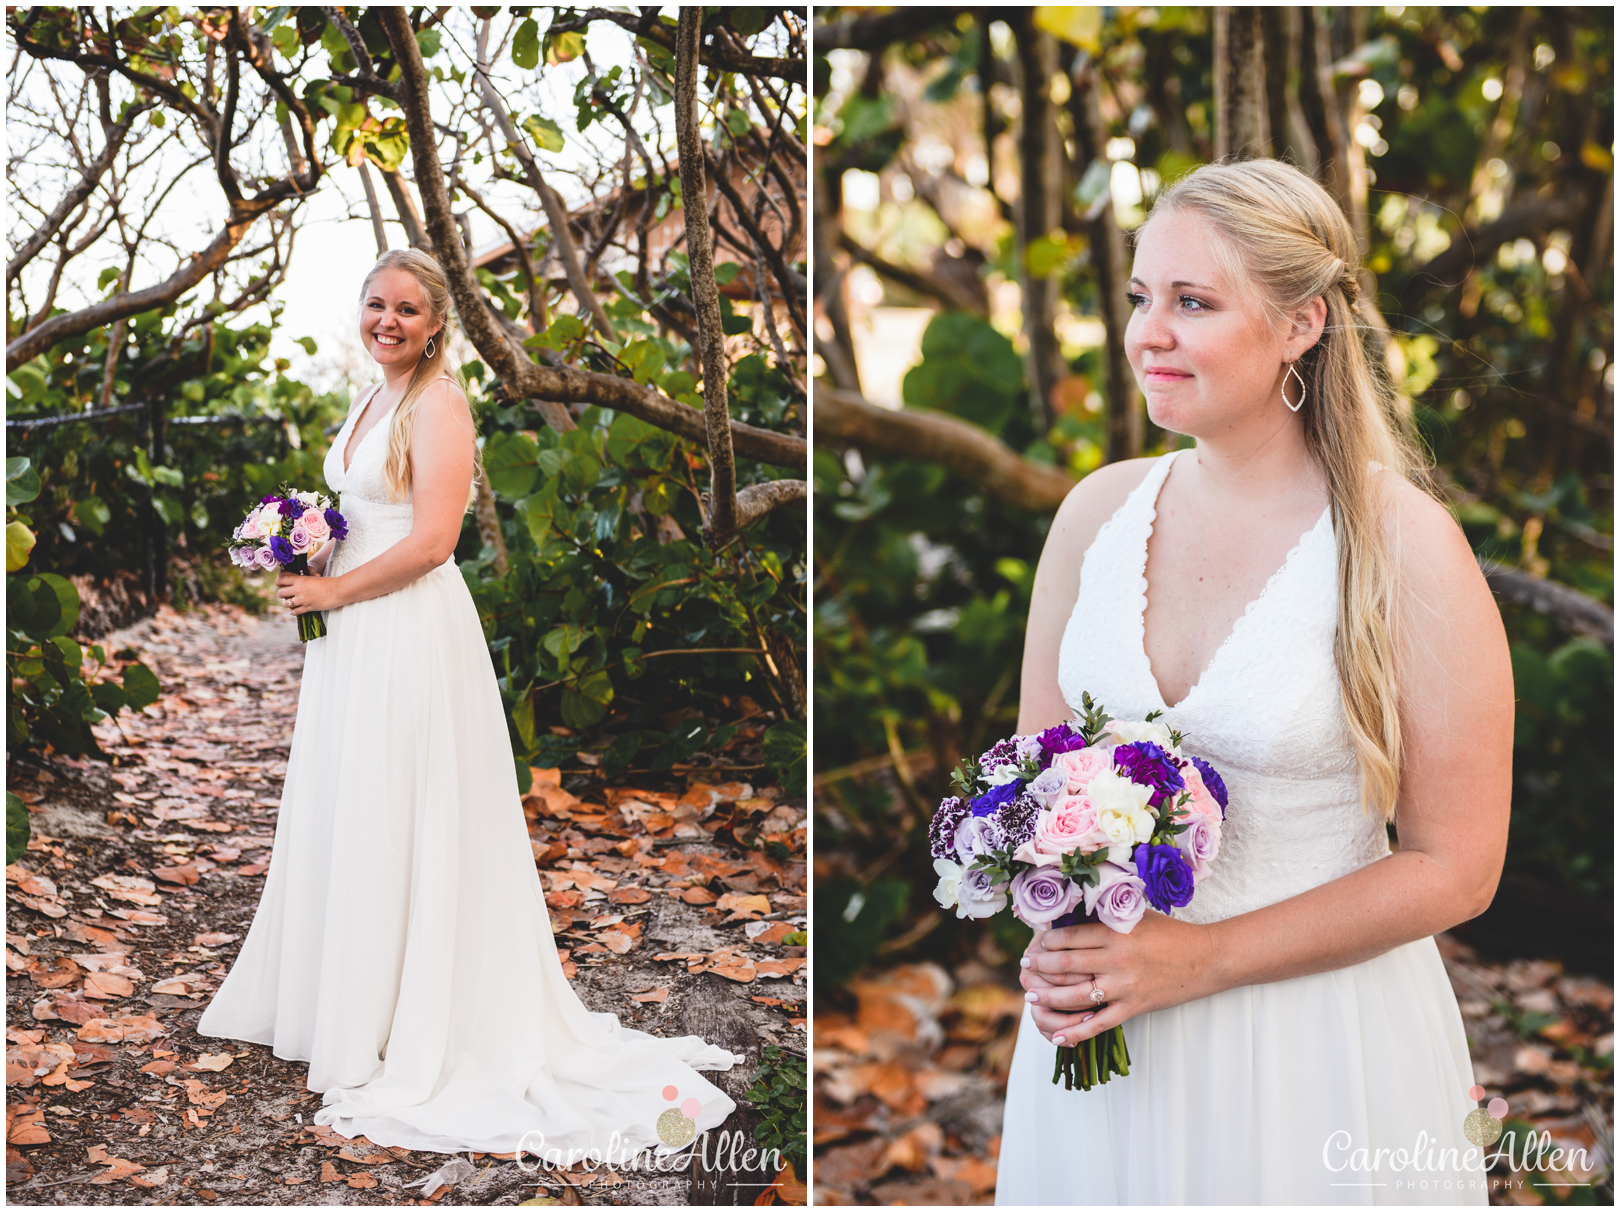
[1016,458,1158,734]
[1200,480,1514,982]
[1025,478,1515,1041]
[308,380,476,607]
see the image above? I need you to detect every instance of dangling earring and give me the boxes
[424,335,436,360]
[1282,361,1306,413]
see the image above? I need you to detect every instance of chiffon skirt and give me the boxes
[995,935,1488,1205]
[196,558,737,1157]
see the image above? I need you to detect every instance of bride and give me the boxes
[994,160,1511,1205]
[197,248,738,1159]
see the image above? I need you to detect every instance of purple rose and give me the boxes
[1134,842,1196,915]
[929,797,969,861]
[1010,867,1084,926]
[324,506,349,540]
[992,791,1040,852]
[954,815,1005,866]
[1036,722,1089,764]
[1084,863,1149,932]
[970,779,1020,818]
[268,536,294,565]
[1190,756,1228,819]
[1113,742,1185,799]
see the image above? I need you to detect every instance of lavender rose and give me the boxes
[954,815,1005,866]
[288,523,312,554]
[254,545,279,571]
[1173,813,1221,878]
[1010,867,1084,926]
[929,797,970,861]
[1134,842,1196,914]
[1082,862,1149,931]
[1113,741,1185,799]
[1026,765,1068,805]
[1189,756,1228,819]
[970,780,1020,818]
[955,865,1008,919]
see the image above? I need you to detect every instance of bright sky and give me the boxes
[6,11,663,399]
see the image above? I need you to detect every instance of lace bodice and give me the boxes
[1057,448,1390,925]
[321,382,445,576]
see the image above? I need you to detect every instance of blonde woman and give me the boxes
[994,161,1511,1205]
[198,250,738,1158]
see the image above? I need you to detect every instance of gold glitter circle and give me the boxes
[657,1107,696,1147]
[1463,1108,1503,1147]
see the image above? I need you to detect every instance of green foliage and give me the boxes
[814,878,908,987]
[6,793,28,865]
[743,1044,807,1176]
[460,345,804,775]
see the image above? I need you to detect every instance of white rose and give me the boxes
[1106,718,1176,751]
[1087,767,1155,815]
[932,858,963,911]
[1096,804,1154,849]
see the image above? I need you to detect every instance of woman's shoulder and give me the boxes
[1372,469,1487,603]
[1050,455,1164,547]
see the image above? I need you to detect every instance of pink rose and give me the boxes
[301,507,330,540]
[1181,765,1223,824]
[1049,747,1111,795]
[1037,795,1109,855]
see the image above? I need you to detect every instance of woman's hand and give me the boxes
[1020,911,1219,1046]
[306,540,334,577]
[275,569,344,616]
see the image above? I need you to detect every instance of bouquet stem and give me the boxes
[290,555,326,643]
[1052,1026,1131,1091]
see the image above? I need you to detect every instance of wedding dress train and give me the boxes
[994,448,1486,1205]
[198,383,737,1158]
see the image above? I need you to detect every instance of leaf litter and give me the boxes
[8,602,805,1204]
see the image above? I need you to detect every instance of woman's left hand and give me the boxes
[275,570,344,616]
[1020,911,1219,1046]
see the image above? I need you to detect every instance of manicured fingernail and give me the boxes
[1081,1012,1096,1022]
[1052,1035,1066,1045]
[1025,991,1039,1004]
[1019,957,1031,969]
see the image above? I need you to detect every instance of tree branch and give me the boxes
[1479,559,1613,647]
[378,5,805,468]
[1397,191,1592,314]
[816,389,1077,514]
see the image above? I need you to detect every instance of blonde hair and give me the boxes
[1146,158,1432,823]
[357,248,482,511]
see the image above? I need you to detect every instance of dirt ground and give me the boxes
[7,603,807,1206]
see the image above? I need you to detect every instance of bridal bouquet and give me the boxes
[929,693,1228,1090]
[228,489,348,643]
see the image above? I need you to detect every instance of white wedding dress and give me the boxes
[198,382,738,1157]
[996,448,1486,1205]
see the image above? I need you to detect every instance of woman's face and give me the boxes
[1124,208,1304,437]
[359,267,440,371]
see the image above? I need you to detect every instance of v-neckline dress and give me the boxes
[196,381,740,1157]
[994,448,1485,1205]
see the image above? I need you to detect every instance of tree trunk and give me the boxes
[357,162,389,255]
[1012,10,1064,434]
[813,160,861,393]
[1213,7,1268,160]
[1069,67,1142,462]
[1296,5,1346,203]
